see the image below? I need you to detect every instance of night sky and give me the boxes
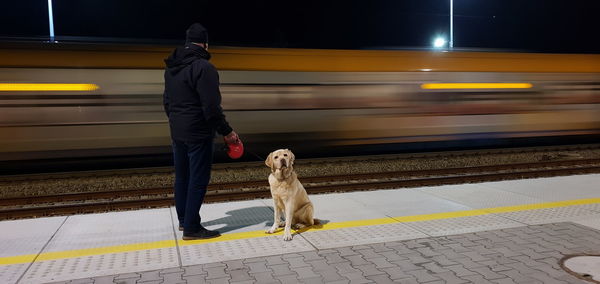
[1,0,599,53]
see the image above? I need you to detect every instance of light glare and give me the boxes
[433,37,446,48]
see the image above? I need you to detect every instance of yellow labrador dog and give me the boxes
[265,149,316,241]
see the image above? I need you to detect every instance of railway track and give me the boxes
[2,143,597,183]
[2,158,600,220]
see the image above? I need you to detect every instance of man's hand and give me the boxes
[224,131,244,159]
[224,131,240,144]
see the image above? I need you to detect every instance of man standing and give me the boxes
[163,23,239,240]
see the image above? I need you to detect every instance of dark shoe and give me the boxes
[182,227,221,240]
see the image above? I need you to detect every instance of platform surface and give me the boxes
[1,174,599,283]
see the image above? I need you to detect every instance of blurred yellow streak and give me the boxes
[421,83,533,89]
[0,83,99,91]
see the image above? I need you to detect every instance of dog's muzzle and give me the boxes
[280,159,287,167]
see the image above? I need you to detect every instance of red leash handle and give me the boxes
[224,138,244,159]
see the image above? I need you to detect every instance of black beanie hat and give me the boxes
[186,23,208,43]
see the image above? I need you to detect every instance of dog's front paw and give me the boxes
[283,232,293,241]
[266,227,277,234]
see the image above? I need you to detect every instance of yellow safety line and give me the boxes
[0,255,37,266]
[421,83,533,89]
[1,197,599,266]
[0,83,99,91]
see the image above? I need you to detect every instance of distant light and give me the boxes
[421,83,533,89]
[0,83,100,91]
[420,69,432,72]
[433,37,446,48]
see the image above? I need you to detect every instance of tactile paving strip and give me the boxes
[20,247,178,284]
[0,264,28,284]
[180,235,314,266]
[497,205,600,225]
[301,222,427,249]
[578,203,600,213]
[403,214,524,237]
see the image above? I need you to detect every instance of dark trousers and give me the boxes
[172,138,213,233]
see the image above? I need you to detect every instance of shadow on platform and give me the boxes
[200,206,329,234]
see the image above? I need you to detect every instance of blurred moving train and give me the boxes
[1,43,599,171]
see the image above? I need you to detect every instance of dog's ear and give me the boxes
[288,150,295,166]
[265,152,274,169]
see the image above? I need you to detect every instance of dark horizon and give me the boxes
[1,0,599,53]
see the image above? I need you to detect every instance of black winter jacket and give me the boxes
[163,44,233,142]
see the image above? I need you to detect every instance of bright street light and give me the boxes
[47,0,56,42]
[450,0,454,49]
[433,37,446,48]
